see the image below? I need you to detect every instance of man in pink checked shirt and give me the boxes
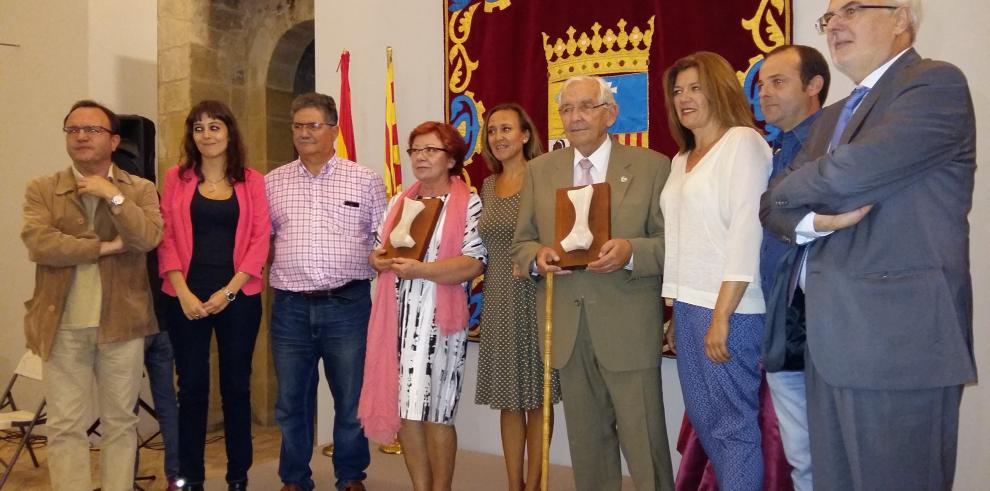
[265,92,387,491]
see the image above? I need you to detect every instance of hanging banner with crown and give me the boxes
[544,18,654,150]
[445,0,791,340]
[444,0,791,187]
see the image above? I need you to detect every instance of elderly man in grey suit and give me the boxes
[511,75,673,491]
[761,1,976,489]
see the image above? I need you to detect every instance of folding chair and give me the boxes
[0,351,46,489]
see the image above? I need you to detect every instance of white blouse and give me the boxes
[659,126,772,314]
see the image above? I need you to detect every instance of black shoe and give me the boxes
[228,480,248,491]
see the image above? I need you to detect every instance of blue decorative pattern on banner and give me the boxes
[603,73,649,135]
[745,58,782,142]
[450,94,481,162]
[468,288,483,329]
[449,0,472,11]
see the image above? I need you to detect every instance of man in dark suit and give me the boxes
[511,75,673,490]
[761,1,977,489]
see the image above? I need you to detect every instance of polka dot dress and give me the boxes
[475,176,561,410]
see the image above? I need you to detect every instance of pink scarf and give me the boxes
[358,176,471,443]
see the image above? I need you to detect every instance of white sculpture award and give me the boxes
[559,185,595,252]
[389,197,426,248]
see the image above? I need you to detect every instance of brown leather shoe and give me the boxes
[280,484,305,491]
[340,481,366,491]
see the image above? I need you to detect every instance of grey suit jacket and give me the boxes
[511,142,671,371]
[761,48,977,390]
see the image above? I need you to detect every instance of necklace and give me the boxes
[203,176,228,193]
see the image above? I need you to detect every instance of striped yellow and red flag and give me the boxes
[383,47,402,198]
[334,50,357,161]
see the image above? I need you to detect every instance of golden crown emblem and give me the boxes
[542,16,655,83]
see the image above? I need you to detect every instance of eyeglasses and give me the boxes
[557,102,609,118]
[406,146,448,157]
[815,3,899,34]
[63,126,113,135]
[291,122,337,131]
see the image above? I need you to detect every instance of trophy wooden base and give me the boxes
[553,182,610,269]
[383,197,443,261]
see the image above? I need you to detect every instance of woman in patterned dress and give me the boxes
[659,52,771,490]
[360,121,486,491]
[474,103,560,491]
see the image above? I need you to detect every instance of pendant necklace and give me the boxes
[204,176,227,193]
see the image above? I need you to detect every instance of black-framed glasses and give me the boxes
[815,3,899,34]
[291,122,337,131]
[557,102,609,118]
[63,125,113,135]
[406,146,448,157]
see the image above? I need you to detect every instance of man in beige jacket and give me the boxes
[21,100,163,491]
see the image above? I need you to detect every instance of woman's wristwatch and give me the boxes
[224,289,237,302]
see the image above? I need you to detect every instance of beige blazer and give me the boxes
[511,143,670,371]
[22,166,163,359]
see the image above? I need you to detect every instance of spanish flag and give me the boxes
[334,50,357,161]
[383,47,402,199]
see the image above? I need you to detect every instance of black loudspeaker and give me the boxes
[112,115,156,183]
[109,115,166,329]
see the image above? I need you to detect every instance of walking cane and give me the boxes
[540,273,554,491]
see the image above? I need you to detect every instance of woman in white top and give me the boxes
[659,51,772,491]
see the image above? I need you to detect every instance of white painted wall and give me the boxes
[1,0,91,404]
[0,0,158,411]
[88,0,160,127]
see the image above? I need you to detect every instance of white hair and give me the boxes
[556,75,616,106]
[891,0,923,40]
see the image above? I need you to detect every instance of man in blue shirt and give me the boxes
[757,44,830,491]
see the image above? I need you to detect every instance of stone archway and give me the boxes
[157,0,315,426]
[262,20,315,170]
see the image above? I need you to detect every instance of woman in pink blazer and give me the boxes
[157,100,270,491]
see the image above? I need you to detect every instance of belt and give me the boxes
[290,279,369,299]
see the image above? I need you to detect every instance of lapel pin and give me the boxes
[620,176,629,183]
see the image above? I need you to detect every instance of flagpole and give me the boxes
[541,273,554,491]
[379,45,403,455]
[384,46,403,199]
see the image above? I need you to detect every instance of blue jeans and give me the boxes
[144,331,179,480]
[766,370,813,491]
[271,284,371,490]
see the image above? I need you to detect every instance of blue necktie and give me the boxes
[828,86,870,151]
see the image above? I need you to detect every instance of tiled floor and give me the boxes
[1,424,282,491]
[2,423,633,490]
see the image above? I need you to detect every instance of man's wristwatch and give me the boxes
[109,193,125,207]
[224,289,237,302]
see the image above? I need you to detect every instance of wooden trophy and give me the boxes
[553,182,610,269]
[383,197,444,261]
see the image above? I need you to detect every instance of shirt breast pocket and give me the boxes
[330,201,365,237]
